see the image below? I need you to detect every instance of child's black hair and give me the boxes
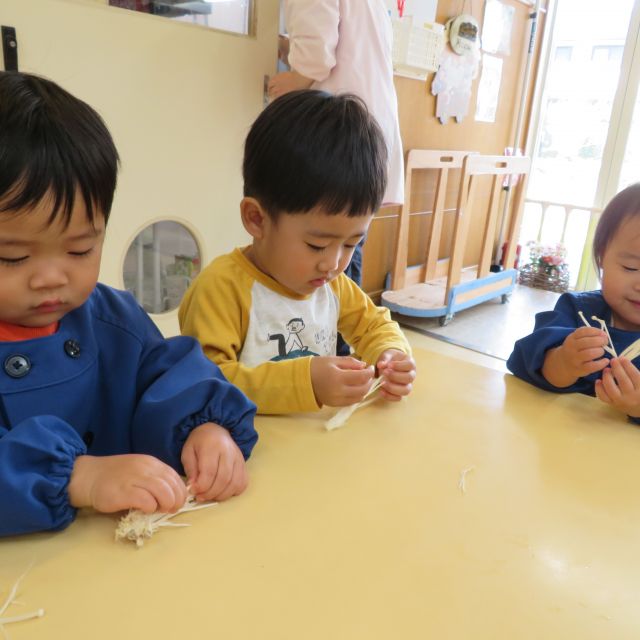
[243,90,387,218]
[593,183,640,269]
[0,71,119,226]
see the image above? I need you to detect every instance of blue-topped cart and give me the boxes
[381,151,530,326]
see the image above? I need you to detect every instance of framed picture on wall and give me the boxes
[108,0,254,35]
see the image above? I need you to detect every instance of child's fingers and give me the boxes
[181,442,198,484]
[129,479,171,514]
[378,349,410,365]
[166,473,189,510]
[382,368,415,386]
[608,358,637,394]
[376,352,394,368]
[382,358,416,379]
[575,335,608,349]
[341,366,375,387]
[382,357,416,372]
[142,476,185,513]
[211,459,246,502]
[190,450,220,499]
[200,454,234,502]
[599,368,622,400]
[617,357,640,385]
[342,383,373,405]
[381,379,412,398]
[345,374,376,399]
[376,360,390,374]
[330,377,375,405]
[575,346,607,361]
[378,385,405,402]
[127,487,160,514]
[229,463,248,498]
[594,379,612,405]
[572,327,607,340]
[336,357,369,371]
[579,357,609,375]
[565,329,607,357]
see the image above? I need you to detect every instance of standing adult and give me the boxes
[268,0,404,290]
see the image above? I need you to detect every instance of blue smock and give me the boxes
[0,284,257,536]
[508,290,640,406]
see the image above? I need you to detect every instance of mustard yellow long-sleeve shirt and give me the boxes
[179,247,410,414]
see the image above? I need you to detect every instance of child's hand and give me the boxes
[310,356,375,407]
[181,422,247,502]
[542,326,609,387]
[376,349,416,401]
[595,357,640,417]
[68,454,188,514]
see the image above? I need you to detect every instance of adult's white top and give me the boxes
[285,0,404,205]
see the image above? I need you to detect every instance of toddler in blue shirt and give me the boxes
[0,71,257,536]
[508,183,640,422]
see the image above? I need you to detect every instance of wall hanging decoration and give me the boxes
[432,47,479,124]
[431,13,481,124]
[446,13,480,55]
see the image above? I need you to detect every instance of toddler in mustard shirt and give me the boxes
[180,91,416,414]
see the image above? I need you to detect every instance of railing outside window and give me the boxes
[518,198,601,290]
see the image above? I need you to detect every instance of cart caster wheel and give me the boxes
[501,294,511,304]
[439,314,454,327]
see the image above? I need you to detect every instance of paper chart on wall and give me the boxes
[475,54,503,123]
[384,0,437,23]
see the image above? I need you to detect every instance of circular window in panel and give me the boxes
[123,221,201,314]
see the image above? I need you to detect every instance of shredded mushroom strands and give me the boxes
[325,376,385,431]
[115,495,216,548]
[578,311,640,360]
[622,341,640,361]
[0,566,44,639]
[458,466,475,494]
[578,311,618,357]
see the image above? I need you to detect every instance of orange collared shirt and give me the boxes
[0,321,59,342]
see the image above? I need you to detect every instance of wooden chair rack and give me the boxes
[381,151,531,325]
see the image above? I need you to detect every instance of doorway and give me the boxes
[518,0,638,292]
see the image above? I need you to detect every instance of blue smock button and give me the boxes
[4,354,31,378]
[64,339,81,358]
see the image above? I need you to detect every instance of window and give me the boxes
[554,45,573,62]
[123,221,201,314]
[591,44,624,64]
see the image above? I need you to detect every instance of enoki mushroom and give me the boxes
[458,466,476,494]
[0,567,44,640]
[115,495,216,548]
[578,311,617,357]
[325,377,384,431]
[578,311,640,360]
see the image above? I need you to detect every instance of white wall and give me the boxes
[1,0,279,334]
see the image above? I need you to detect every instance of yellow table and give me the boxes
[2,347,640,640]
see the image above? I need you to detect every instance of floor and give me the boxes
[395,284,561,363]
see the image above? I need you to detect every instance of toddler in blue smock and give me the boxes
[508,183,640,423]
[0,71,257,536]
